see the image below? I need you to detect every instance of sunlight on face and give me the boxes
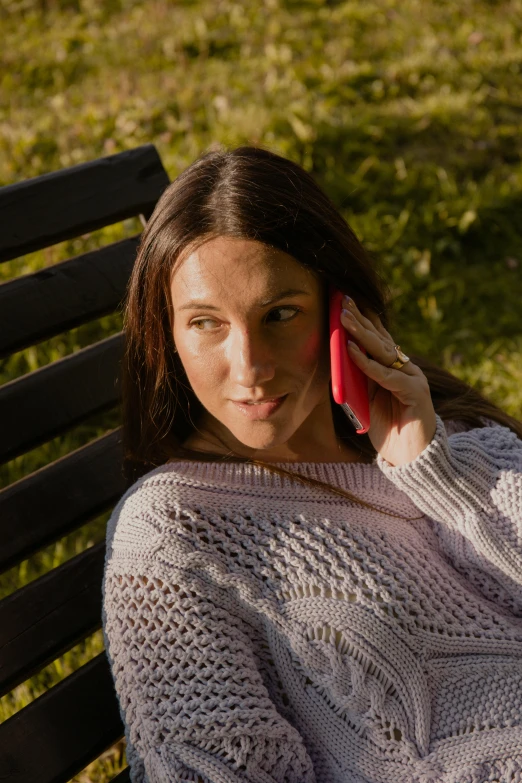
[170,236,337,461]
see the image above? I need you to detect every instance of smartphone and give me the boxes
[329,286,370,434]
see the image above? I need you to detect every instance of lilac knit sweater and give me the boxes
[102,413,522,783]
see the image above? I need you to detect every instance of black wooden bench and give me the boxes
[0,145,170,783]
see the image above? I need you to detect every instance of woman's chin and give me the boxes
[228,422,293,454]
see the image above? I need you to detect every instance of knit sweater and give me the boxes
[102,413,522,783]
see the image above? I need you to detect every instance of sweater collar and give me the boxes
[143,457,403,501]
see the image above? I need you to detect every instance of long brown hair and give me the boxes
[122,144,522,517]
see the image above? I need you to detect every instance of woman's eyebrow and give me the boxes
[178,288,311,311]
[258,288,311,307]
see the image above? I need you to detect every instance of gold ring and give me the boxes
[387,345,410,369]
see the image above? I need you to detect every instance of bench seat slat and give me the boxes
[0,237,139,358]
[0,542,106,697]
[0,145,169,263]
[0,332,123,464]
[0,430,124,575]
[0,653,124,783]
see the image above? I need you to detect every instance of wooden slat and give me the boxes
[110,769,130,783]
[0,430,124,575]
[0,237,139,358]
[0,145,170,263]
[0,653,124,783]
[0,332,123,465]
[0,542,106,697]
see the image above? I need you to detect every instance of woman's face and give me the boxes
[170,236,338,461]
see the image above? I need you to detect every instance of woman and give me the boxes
[102,145,522,783]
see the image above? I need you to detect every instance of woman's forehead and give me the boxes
[171,236,318,302]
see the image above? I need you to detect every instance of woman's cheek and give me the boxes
[179,342,222,395]
[296,328,331,394]
[180,346,226,409]
[301,332,321,364]
[297,328,324,368]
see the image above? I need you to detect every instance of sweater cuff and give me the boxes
[375,413,446,470]
[375,413,490,523]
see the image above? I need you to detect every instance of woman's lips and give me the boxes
[231,395,288,420]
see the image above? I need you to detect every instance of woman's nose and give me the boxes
[228,329,276,388]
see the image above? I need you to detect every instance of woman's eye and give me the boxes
[191,318,217,330]
[267,306,300,323]
[190,307,300,330]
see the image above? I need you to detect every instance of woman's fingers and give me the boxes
[340,299,418,377]
[344,298,392,342]
[340,295,437,465]
[347,340,429,406]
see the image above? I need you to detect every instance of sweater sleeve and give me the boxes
[376,413,522,610]
[102,540,316,783]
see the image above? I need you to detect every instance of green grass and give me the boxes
[1,0,522,779]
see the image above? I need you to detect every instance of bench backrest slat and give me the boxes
[0,237,139,358]
[0,430,123,575]
[0,654,124,783]
[0,332,123,464]
[0,145,170,783]
[0,144,169,263]
[109,770,130,783]
[0,542,105,697]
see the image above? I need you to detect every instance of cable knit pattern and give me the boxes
[102,414,522,783]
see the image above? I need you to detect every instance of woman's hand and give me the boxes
[340,295,437,467]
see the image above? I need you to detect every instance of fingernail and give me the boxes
[342,294,352,306]
[347,340,360,351]
[342,308,355,321]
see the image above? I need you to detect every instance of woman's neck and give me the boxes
[177,430,371,464]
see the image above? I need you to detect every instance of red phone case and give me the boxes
[329,286,370,434]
